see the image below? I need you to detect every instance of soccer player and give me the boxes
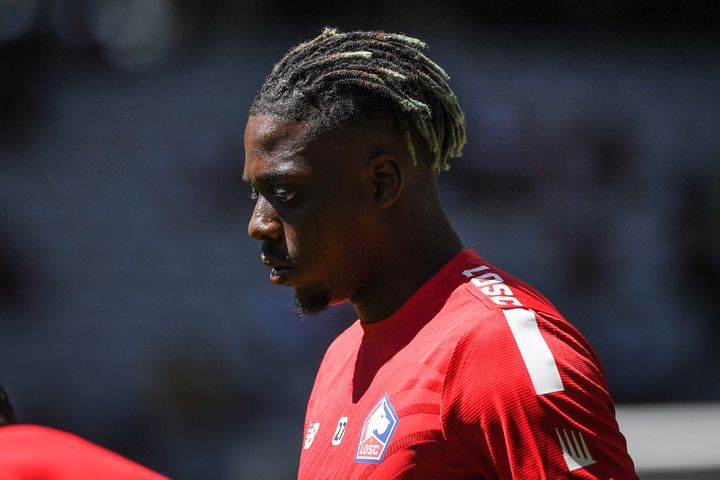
[244,28,637,479]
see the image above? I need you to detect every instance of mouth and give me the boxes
[261,254,293,285]
[269,266,292,284]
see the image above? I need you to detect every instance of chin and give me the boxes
[294,288,331,316]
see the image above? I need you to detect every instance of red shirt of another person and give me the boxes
[0,424,168,480]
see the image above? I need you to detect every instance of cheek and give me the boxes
[282,222,325,260]
[285,190,373,265]
[287,220,352,269]
[282,227,304,259]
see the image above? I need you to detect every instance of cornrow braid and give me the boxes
[250,28,466,173]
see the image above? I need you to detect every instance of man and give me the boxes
[244,28,637,479]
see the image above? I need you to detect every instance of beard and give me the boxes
[293,287,331,317]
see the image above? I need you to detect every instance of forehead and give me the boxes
[244,115,308,154]
[243,113,384,187]
[243,115,313,180]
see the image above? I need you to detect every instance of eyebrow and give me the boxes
[242,165,311,185]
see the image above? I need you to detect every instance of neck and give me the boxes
[350,205,463,324]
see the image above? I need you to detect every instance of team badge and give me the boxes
[355,394,399,463]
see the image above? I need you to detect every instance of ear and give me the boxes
[369,153,404,208]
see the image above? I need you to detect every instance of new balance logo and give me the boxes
[303,422,320,450]
[555,428,596,471]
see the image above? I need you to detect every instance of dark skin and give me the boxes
[243,114,463,324]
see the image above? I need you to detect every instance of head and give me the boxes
[244,28,466,314]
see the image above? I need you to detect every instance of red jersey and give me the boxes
[0,425,168,480]
[298,250,636,479]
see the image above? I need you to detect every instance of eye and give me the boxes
[275,188,297,203]
[247,184,297,203]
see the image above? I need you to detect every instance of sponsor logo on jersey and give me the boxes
[355,394,399,463]
[332,417,348,446]
[303,422,320,450]
[556,427,596,471]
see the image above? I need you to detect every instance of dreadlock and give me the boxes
[250,28,466,173]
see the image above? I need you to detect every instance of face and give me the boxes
[243,115,382,314]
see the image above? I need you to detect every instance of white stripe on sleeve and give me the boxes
[503,308,564,395]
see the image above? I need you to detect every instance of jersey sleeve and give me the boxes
[440,307,638,479]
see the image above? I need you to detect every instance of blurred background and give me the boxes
[0,0,718,478]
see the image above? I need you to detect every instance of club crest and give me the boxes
[355,394,399,463]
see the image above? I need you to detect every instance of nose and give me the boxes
[248,196,282,241]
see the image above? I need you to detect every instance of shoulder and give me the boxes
[448,256,604,385]
[430,254,564,349]
[432,255,635,477]
[440,299,611,436]
[458,256,560,315]
[439,258,609,414]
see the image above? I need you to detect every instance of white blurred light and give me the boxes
[89,0,179,71]
[617,403,720,473]
[0,0,39,42]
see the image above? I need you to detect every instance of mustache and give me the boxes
[260,245,292,266]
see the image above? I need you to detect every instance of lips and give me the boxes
[260,253,293,285]
[269,266,292,284]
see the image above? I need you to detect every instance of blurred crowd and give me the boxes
[0,1,718,478]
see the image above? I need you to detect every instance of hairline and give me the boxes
[249,28,466,172]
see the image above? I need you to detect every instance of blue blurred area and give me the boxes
[0,1,719,478]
